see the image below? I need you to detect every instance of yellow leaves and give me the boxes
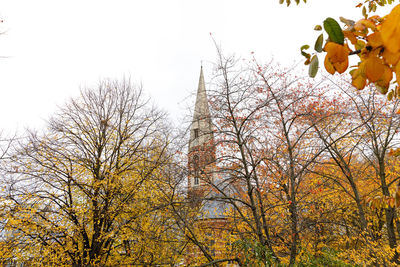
[381,4,400,54]
[382,48,400,66]
[352,4,400,92]
[308,5,400,95]
[324,42,350,74]
[350,47,393,91]
[376,64,393,93]
[324,55,335,74]
[365,56,385,82]
[366,195,395,209]
[396,61,400,86]
[343,30,357,45]
[325,42,348,62]
[367,32,383,48]
[351,64,367,90]
[394,185,400,207]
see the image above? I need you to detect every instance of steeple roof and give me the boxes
[189,66,213,151]
[193,66,211,120]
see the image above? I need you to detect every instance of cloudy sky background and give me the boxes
[0,0,393,133]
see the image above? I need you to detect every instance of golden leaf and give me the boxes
[375,64,393,89]
[395,186,400,207]
[335,59,349,74]
[396,61,400,86]
[381,4,400,54]
[343,30,357,45]
[352,67,367,90]
[382,48,400,65]
[324,55,335,74]
[324,42,350,74]
[367,32,383,48]
[365,56,385,82]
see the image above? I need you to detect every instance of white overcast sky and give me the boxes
[0,0,393,133]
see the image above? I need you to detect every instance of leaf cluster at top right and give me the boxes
[348,4,400,94]
[306,3,400,99]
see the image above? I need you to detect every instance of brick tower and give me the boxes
[188,66,216,200]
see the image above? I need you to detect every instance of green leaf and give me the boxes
[362,6,367,18]
[314,34,323,52]
[323,17,344,45]
[314,25,322,31]
[301,44,310,51]
[309,55,319,78]
[300,45,310,58]
[388,90,394,101]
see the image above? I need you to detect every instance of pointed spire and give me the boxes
[194,66,209,117]
[189,66,213,151]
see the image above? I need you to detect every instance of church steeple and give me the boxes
[189,66,213,151]
[188,66,215,191]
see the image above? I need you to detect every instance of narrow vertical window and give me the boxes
[193,155,199,185]
[194,128,199,139]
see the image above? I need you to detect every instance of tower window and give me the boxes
[194,128,199,139]
[193,155,199,185]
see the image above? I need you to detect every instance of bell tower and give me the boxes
[188,66,215,197]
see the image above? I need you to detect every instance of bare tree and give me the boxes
[350,85,400,263]
[0,79,181,265]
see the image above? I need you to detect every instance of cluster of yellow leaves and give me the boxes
[296,158,400,265]
[346,5,400,93]
[306,3,400,97]
[324,42,351,74]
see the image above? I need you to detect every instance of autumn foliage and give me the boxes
[2,0,400,264]
[1,62,400,266]
[186,53,400,265]
[299,1,400,98]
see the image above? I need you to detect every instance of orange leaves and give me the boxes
[389,148,400,157]
[324,56,336,75]
[395,61,400,85]
[351,55,392,92]
[381,4,400,54]
[375,64,393,93]
[351,34,393,91]
[305,4,400,97]
[395,184,400,207]
[350,7,400,93]
[382,48,400,65]
[324,42,350,74]
[365,56,385,82]
[351,64,367,90]
[366,32,383,48]
[343,30,357,45]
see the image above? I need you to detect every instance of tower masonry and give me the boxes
[188,66,216,198]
